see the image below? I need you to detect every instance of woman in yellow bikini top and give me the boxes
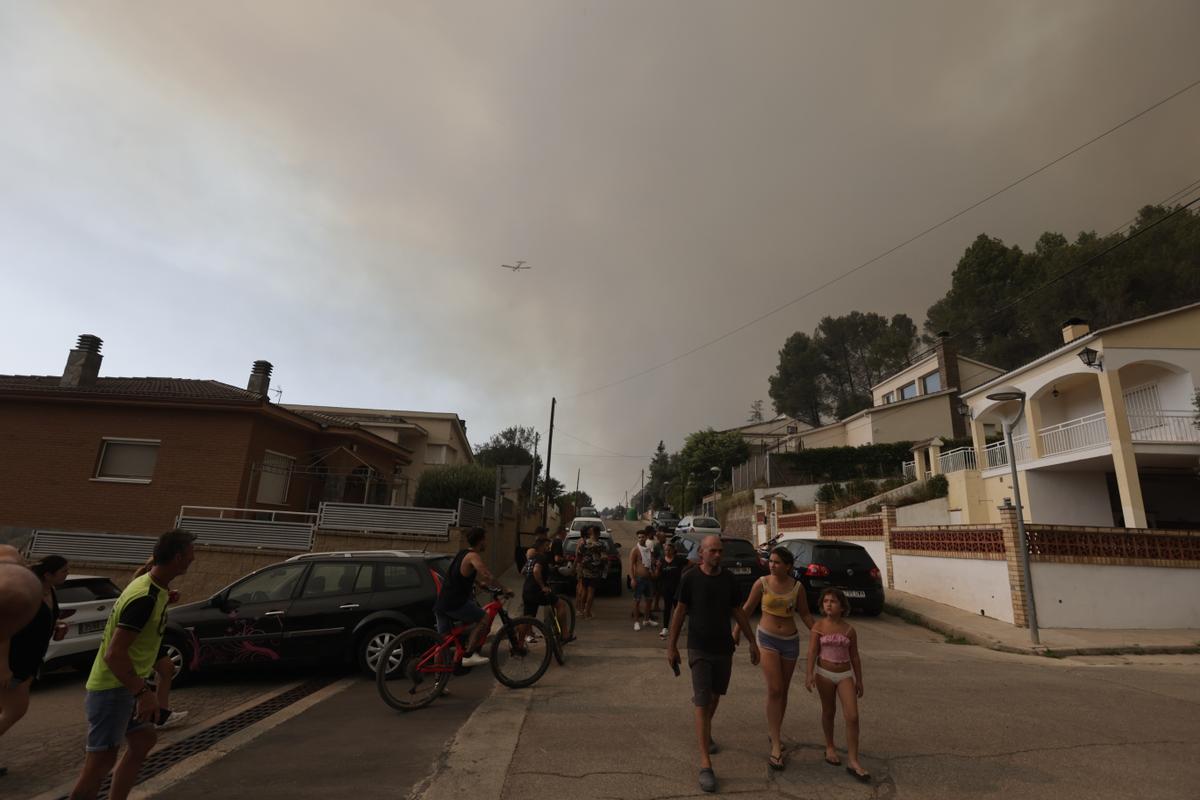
[733,545,815,770]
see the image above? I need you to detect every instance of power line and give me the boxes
[553,452,652,459]
[562,75,1200,401]
[554,428,647,459]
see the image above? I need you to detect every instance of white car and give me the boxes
[569,516,610,535]
[43,574,123,673]
[675,516,723,536]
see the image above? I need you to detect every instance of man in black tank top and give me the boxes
[435,527,497,667]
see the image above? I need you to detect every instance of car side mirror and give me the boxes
[212,594,240,613]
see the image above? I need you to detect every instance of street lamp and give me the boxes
[709,466,721,516]
[986,389,1040,645]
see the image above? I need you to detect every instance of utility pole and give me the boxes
[542,398,556,528]
[527,431,540,513]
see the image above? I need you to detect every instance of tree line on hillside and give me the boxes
[633,431,751,514]
[768,203,1200,426]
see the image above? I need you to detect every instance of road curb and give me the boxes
[409,683,532,800]
[883,602,1200,657]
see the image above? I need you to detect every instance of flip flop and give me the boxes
[707,740,720,754]
[824,756,841,766]
[846,766,871,783]
[768,753,785,770]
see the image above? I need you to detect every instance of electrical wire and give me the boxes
[562,75,1200,401]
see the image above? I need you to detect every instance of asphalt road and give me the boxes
[498,519,1200,799]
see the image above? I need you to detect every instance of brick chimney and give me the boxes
[1061,318,1090,343]
[247,360,273,397]
[61,334,103,388]
[935,332,966,437]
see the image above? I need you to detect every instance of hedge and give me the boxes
[414,464,496,510]
[772,442,914,484]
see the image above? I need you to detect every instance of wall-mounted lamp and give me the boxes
[956,400,972,418]
[1077,346,1103,371]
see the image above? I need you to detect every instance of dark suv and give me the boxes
[653,511,681,533]
[775,539,884,616]
[163,551,443,680]
[670,533,767,601]
[548,532,624,596]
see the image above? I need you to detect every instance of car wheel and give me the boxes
[357,622,405,677]
[160,636,192,683]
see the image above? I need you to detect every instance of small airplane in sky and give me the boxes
[500,260,531,272]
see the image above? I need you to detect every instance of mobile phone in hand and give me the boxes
[671,658,681,677]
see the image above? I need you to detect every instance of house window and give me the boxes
[425,444,449,465]
[921,371,942,394]
[256,450,295,505]
[95,438,160,482]
[882,392,894,404]
[899,382,918,400]
[786,425,798,435]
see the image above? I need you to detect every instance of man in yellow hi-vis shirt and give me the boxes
[69,529,196,800]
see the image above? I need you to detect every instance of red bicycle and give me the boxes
[376,587,552,711]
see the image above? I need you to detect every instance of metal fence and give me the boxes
[457,498,484,528]
[176,506,316,551]
[316,502,457,540]
[731,454,769,492]
[25,530,157,565]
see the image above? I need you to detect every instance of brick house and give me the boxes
[0,335,412,546]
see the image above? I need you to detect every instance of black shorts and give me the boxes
[523,591,558,617]
[688,650,733,707]
[579,576,600,589]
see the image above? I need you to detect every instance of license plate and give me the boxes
[730,567,751,575]
[844,590,866,598]
[78,620,106,634]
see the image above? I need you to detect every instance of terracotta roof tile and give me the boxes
[0,375,261,401]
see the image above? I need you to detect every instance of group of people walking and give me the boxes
[0,529,196,799]
[664,534,869,793]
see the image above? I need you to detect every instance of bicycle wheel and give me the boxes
[490,617,552,689]
[543,597,575,665]
[376,627,448,712]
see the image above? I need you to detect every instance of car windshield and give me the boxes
[722,539,757,558]
[570,519,603,532]
[58,578,121,604]
[693,518,720,528]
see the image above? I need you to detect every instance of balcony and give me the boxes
[984,435,1029,469]
[937,446,977,474]
[1038,411,1108,456]
[1129,411,1200,444]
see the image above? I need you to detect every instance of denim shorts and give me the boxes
[84,688,153,752]
[633,577,653,600]
[756,627,802,660]
[435,599,486,635]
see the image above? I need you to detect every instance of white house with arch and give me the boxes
[933,303,1200,529]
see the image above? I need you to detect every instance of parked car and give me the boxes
[548,531,623,596]
[652,511,680,533]
[669,533,767,601]
[674,515,723,536]
[775,539,884,616]
[42,575,123,674]
[163,551,444,680]
[578,506,599,519]
[568,516,609,535]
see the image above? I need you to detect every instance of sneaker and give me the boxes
[633,621,641,632]
[659,627,667,638]
[156,709,189,730]
[462,653,490,667]
[698,767,717,793]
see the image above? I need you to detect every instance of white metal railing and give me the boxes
[317,502,457,540]
[984,435,1029,469]
[1038,411,1109,456]
[176,506,317,551]
[1129,411,1200,443]
[937,447,977,474]
[902,460,916,481]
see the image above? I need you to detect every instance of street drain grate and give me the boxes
[57,678,333,800]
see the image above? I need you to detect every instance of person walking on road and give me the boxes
[131,558,188,731]
[69,529,196,800]
[629,528,654,631]
[666,535,760,793]
[575,526,606,619]
[805,588,870,783]
[657,542,688,639]
[0,547,43,693]
[1,555,69,778]
[733,545,815,770]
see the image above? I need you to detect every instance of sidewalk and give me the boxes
[884,589,1200,656]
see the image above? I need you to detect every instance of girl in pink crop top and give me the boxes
[805,588,870,782]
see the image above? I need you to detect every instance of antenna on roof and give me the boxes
[271,386,283,403]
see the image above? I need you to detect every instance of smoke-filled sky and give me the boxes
[3,2,1198,505]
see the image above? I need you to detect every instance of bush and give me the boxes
[780,499,797,513]
[414,464,496,510]
[772,442,913,484]
[846,478,877,502]
[927,474,949,498]
[816,483,841,504]
[865,502,882,514]
[880,477,908,492]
